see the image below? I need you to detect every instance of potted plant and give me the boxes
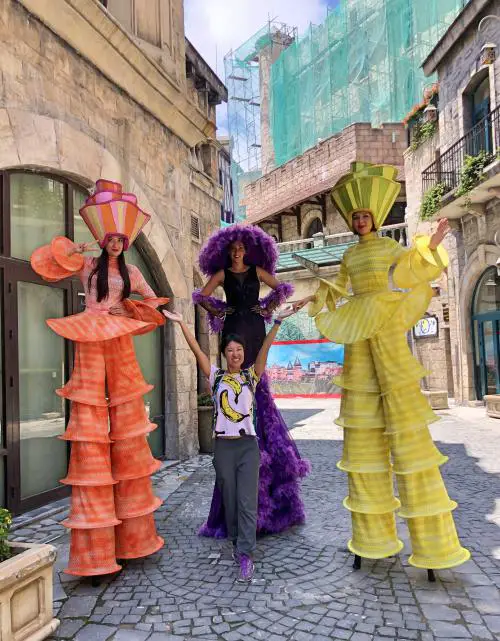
[0,508,60,641]
[198,393,214,454]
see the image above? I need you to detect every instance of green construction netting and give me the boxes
[270,0,469,166]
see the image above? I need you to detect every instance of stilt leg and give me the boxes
[353,554,362,570]
[427,569,436,583]
[91,575,101,587]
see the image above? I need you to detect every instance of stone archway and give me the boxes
[0,107,186,298]
[456,243,500,401]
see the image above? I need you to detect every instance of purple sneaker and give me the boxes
[237,554,254,582]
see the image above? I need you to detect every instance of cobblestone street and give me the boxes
[13,400,500,641]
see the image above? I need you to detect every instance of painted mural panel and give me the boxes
[267,310,344,397]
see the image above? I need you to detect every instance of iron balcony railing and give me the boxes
[422,104,500,195]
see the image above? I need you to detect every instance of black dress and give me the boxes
[222,265,265,367]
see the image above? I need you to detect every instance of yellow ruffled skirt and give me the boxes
[336,326,470,569]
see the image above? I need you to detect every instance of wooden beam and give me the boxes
[293,206,302,236]
[320,193,327,227]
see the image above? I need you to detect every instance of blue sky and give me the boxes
[185,0,340,136]
[185,0,339,82]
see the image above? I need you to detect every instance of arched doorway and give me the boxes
[305,217,323,239]
[0,170,165,514]
[472,266,500,399]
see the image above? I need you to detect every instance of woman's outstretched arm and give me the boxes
[254,305,296,378]
[162,310,211,377]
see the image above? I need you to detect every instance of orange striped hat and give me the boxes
[79,180,151,250]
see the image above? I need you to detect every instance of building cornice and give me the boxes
[18,0,214,146]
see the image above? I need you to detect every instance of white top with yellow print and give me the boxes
[209,365,259,438]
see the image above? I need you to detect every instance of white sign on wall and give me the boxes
[414,315,438,339]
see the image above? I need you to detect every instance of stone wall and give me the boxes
[0,0,222,458]
[436,2,500,152]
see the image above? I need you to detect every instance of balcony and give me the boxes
[276,223,408,272]
[422,104,500,218]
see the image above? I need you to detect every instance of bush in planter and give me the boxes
[0,508,12,562]
[197,393,214,454]
[197,393,214,407]
[456,151,495,205]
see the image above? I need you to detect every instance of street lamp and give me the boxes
[478,15,500,33]
[477,16,499,65]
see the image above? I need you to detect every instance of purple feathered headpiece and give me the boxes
[198,224,279,276]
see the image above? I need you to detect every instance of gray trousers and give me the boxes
[213,436,260,556]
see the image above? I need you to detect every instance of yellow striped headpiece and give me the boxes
[331,162,401,231]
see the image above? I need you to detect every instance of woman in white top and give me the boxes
[163,306,295,582]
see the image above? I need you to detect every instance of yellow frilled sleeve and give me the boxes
[393,235,449,289]
[308,260,351,317]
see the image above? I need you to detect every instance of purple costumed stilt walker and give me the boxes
[193,224,310,537]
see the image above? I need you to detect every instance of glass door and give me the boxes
[474,316,500,399]
[472,268,500,400]
[3,260,73,513]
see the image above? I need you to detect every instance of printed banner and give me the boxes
[266,310,344,397]
[268,339,344,398]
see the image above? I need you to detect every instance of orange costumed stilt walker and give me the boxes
[31,180,169,577]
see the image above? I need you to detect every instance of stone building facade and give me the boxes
[0,0,226,513]
[404,0,500,405]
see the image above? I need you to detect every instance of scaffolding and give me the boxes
[224,21,296,221]
[270,0,469,166]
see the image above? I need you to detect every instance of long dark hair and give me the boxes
[87,250,131,302]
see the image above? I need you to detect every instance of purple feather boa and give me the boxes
[257,282,294,320]
[198,224,279,276]
[192,290,228,333]
[198,373,310,538]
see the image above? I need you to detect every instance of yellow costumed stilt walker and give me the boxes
[308,162,469,576]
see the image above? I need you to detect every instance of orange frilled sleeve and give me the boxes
[123,265,170,327]
[31,236,85,282]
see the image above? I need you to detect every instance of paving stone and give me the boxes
[483,616,500,633]
[429,621,472,638]
[112,630,151,641]
[60,597,98,618]
[421,605,461,622]
[54,619,86,638]
[74,625,115,641]
[467,624,493,640]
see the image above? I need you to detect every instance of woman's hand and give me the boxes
[69,240,100,256]
[429,218,450,250]
[276,304,296,322]
[292,295,315,312]
[251,304,266,316]
[162,309,183,323]
[109,305,133,318]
